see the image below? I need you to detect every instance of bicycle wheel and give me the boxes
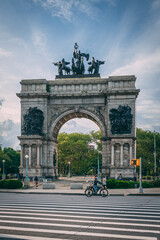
[85,188,93,197]
[100,188,108,197]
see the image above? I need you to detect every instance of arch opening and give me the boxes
[51,110,106,140]
[57,117,102,177]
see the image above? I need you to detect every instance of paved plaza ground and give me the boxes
[0,176,160,196]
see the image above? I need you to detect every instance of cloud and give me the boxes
[32,29,48,57]
[33,0,101,21]
[136,88,160,132]
[151,0,160,10]
[0,48,12,57]
[110,49,160,82]
[60,118,99,134]
[0,120,20,149]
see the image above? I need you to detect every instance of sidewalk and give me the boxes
[0,176,160,196]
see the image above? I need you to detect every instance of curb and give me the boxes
[127,193,160,196]
[1,191,159,196]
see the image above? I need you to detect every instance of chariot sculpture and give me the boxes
[53,43,105,76]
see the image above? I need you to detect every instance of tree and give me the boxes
[58,131,102,175]
[136,129,160,177]
[0,147,20,177]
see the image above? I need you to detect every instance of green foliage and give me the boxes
[0,179,22,189]
[58,131,102,175]
[0,147,20,177]
[106,179,158,189]
[107,179,133,189]
[136,128,160,176]
[153,179,160,187]
[142,181,154,188]
[106,179,117,189]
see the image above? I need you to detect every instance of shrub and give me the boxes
[107,179,117,189]
[142,181,154,188]
[115,180,133,189]
[0,180,7,188]
[0,179,22,189]
[153,179,160,187]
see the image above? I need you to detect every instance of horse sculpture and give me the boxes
[88,57,105,74]
[53,58,71,75]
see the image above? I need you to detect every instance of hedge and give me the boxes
[0,179,23,189]
[106,179,158,189]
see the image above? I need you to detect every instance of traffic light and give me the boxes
[131,159,140,166]
[136,159,140,166]
[131,159,137,166]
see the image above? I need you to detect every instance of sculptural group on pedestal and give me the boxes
[53,43,105,76]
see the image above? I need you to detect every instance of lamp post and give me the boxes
[139,157,143,193]
[68,161,70,177]
[25,155,29,179]
[24,155,30,188]
[88,141,101,179]
[154,132,157,180]
[2,160,5,180]
[97,154,100,180]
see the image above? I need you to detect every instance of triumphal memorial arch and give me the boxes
[17,43,140,180]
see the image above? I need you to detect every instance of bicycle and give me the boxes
[85,183,108,197]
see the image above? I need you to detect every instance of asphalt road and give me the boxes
[0,193,160,240]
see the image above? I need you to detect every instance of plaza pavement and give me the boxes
[0,176,160,196]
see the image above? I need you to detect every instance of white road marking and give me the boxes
[0,234,69,240]
[0,210,160,222]
[0,207,160,218]
[0,214,160,228]
[0,204,160,215]
[0,226,157,240]
[0,219,160,234]
[1,203,160,213]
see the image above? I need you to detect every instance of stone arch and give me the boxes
[49,109,106,140]
[17,75,139,180]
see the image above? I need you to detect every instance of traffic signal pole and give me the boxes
[139,157,143,193]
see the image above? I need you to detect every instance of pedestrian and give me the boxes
[118,173,122,180]
[34,176,38,188]
[102,177,107,186]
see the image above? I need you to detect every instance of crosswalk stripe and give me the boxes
[0,234,69,240]
[0,219,160,234]
[0,214,160,228]
[0,207,160,218]
[1,203,160,212]
[0,210,160,223]
[0,195,159,240]
[0,226,157,240]
[0,204,160,214]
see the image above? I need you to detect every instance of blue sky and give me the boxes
[0,0,160,149]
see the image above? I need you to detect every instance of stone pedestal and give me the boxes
[24,178,30,188]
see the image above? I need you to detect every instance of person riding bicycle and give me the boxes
[93,174,102,195]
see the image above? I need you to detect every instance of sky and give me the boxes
[0,0,160,150]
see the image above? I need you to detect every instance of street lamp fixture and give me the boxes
[2,160,5,180]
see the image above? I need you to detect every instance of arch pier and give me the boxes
[17,75,140,180]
